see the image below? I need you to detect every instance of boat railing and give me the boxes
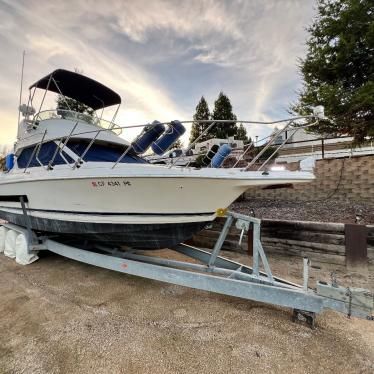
[166,117,319,170]
[21,116,319,173]
[32,109,123,135]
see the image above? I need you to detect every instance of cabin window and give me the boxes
[66,141,147,164]
[17,142,74,168]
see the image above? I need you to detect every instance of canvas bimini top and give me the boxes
[29,69,121,110]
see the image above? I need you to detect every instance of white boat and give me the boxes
[0,69,315,249]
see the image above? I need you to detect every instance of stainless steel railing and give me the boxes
[20,115,319,173]
[33,109,123,135]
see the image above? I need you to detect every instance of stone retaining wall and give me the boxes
[245,155,374,202]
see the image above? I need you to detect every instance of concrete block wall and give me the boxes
[245,155,374,202]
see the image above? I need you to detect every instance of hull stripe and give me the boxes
[0,205,214,217]
[0,195,28,202]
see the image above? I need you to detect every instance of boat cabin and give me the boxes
[12,69,147,171]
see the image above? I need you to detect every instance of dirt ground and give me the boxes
[0,249,373,374]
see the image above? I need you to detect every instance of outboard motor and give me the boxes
[201,144,219,167]
[151,120,186,155]
[211,144,232,168]
[132,120,165,154]
[5,154,14,171]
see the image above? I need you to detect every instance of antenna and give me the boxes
[17,50,26,139]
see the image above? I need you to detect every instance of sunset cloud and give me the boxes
[0,0,315,146]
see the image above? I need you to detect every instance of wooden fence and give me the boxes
[190,217,374,269]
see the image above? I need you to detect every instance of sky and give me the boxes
[0,0,316,149]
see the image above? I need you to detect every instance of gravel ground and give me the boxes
[0,250,373,374]
[231,198,374,225]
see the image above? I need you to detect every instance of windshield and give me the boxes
[17,140,147,168]
[34,109,122,135]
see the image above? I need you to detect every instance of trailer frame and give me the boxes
[1,206,373,328]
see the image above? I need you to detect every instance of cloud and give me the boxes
[0,0,315,145]
[0,111,17,149]
[0,0,191,143]
[91,0,243,43]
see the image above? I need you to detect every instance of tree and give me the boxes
[170,139,183,150]
[56,95,95,117]
[56,68,95,117]
[190,96,211,144]
[292,0,374,143]
[236,123,250,144]
[257,145,278,161]
[211,91,237,139]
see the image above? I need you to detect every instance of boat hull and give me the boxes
[0,165,314,249]
[0,208,207,249]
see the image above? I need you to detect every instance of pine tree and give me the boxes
[292,0,374,143]
[236,123,249,143]
[56,68,95,118]
[56,96,95,117]
[190,96,211,144]
[170,139,183,150]
[211,91,237,139]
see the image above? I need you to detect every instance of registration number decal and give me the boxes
[91,180,131,187]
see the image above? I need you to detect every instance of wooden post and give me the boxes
[247,223,253,256]
[345,224,368,268]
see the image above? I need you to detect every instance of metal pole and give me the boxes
[37,75,52,116]
[257,128,298,171]
[171,121,217,168]
[19,196,35,249]
[208,215,233,267]
[112,143,134,169]
[17,51,26,139]
[73,128,101,169]
[34,130,48,168]
[108,105,120,131]
[52,77,72,111]
[252,222,260,276]
[233,141,254,168]
[245,121,294,170]
[24,130,47,172]
[303,258,310,291]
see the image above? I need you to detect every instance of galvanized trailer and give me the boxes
[1,205,373,328]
